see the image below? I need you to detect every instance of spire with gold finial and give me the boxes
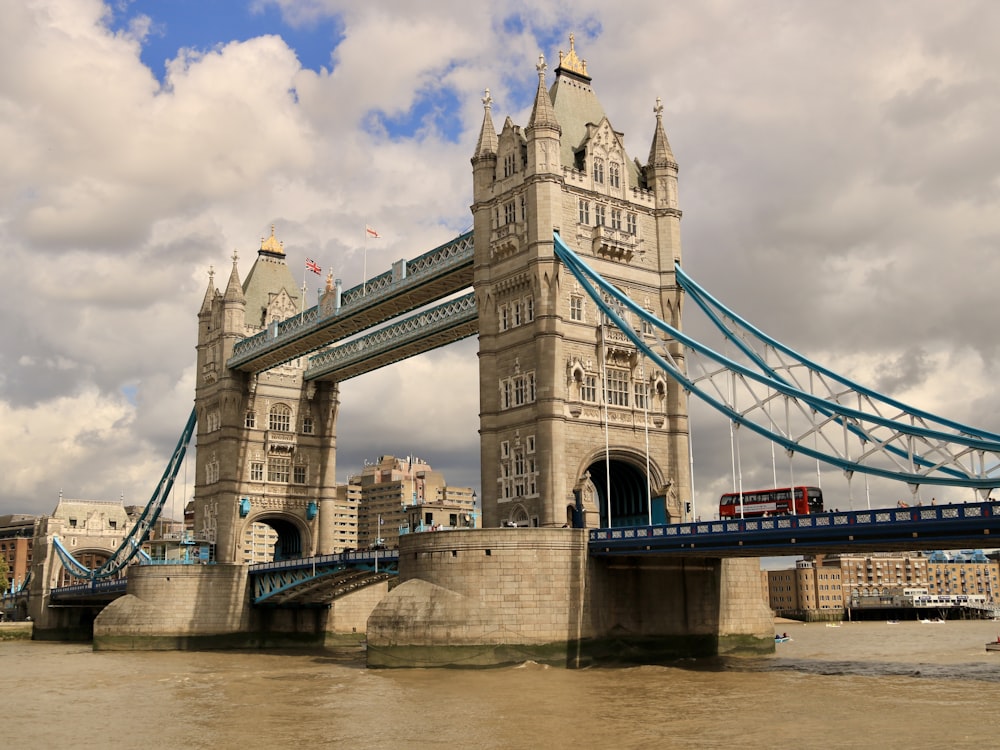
[556,32,590,81]
[259,224,285,257]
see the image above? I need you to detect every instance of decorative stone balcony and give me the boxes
[591,225,637,261]
[265,430,297,454]
[490,221,524,260]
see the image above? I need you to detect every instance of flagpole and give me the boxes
[363,225,368,296]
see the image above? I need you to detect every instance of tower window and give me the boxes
[627,213,637,234]
[302,415,314,434]
[605,368,630,407]
[611,209,622,230]
[609,162,621,188]
[269,404,292,432]
[268,457,291,483]
[595,204,606,227]
[504,200,516,225]
[503,153,516,177]
[570,296,584,321]
[593,157,604,184]
[245,411,256,428]
[578,199,590,225]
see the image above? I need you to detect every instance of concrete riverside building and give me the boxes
[343,455,477,549]
[766,551,1000,619]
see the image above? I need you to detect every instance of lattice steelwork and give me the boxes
[305,292,477,382]
[228,231,474,372]
[553,232,1000,493]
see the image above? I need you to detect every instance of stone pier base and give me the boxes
[367,529,773,668]
[93,564,386,651]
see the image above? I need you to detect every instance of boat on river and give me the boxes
[775,634,791,644]
[986,637,1000,653]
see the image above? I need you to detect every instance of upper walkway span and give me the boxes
[227,231,473,373]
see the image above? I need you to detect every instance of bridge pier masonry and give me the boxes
[367,530,772,668]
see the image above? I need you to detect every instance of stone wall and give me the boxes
[368,529,774,667]
[367,528,590,667]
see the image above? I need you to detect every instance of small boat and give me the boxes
[825,623,841,628]
[886,619,900,625]
[919,617,945,624]
[986,637,1000,653]
[774,634,791,644]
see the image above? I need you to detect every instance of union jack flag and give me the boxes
[305,258,321,275]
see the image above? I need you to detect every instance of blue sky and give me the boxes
[108,1,344,80]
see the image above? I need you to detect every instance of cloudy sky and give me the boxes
[3,0,1000,524]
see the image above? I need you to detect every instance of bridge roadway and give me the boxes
[589,500,1000,557]
[45,503,998,606]
[46,549,401,607]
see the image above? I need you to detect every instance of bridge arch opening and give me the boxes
[242,514,310,562]
[583,450,667,528]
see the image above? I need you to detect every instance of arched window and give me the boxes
[609,162,620,188]
[269,404,292,432]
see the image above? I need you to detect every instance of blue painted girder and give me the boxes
[589,501,1000,557]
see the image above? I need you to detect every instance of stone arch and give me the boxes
[501,503,532,528]
[579,447,668,528]
[241,511,311,562]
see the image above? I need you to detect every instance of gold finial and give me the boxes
[260,224,285,255]
[325,270,334,292]
[558,33,587,77]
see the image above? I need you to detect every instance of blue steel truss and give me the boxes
[249,550,399,606]
[305,292,477,381]
[589,500,1000,556]
[52,408,197,581]
[228,231,474,372]
[552,232,1000,492]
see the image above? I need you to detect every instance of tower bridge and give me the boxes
[26,36,1000,665]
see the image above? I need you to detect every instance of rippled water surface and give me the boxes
[5,619,1000,749]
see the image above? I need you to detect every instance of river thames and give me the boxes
[5,619,999,749]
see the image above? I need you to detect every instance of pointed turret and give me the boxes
[223,250,245,305]
[222,249,246,335]
[473,88,498,160]
[645,97,680,212]
[527,55,560,133]
[199,267,217,317]
[647,97,677,169]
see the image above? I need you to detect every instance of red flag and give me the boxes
[305,258,321,275]
[366,225,380,239]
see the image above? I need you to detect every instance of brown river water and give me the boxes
[4,619,1000,750]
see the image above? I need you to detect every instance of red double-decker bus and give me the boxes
[719,486,824,518]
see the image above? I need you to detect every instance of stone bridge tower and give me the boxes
[193,229,340,564]
[472,36,691,529]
